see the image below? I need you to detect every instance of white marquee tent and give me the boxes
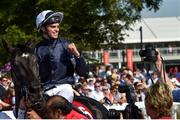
[124,17,180,44]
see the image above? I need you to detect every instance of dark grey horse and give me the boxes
[2,40,46,118]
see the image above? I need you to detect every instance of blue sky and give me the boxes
[141,0,180,18]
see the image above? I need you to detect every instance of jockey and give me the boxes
[35,10,88,103]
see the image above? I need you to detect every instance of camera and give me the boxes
[139,45,158,62]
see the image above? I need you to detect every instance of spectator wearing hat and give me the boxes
[73,83,83,96]
[35,10,88,103]
[87,77,95,91]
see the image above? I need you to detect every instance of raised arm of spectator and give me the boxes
[155,49,175,90]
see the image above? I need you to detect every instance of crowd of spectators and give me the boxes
[0,56,180,119]
[72,61,180,119]
[73,64,178,104]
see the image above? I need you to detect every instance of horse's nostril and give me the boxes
[36,103,43,110]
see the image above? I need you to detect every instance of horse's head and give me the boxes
[2,39,46,117]
[2,40,39,83]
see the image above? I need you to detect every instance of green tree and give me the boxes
[0,0,162,65]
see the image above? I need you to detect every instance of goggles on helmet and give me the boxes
[43,16,61,26]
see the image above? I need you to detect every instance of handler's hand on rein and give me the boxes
[27,110,41,119]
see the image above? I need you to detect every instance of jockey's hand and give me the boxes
[27,110,41,119]
[67,43,80,58]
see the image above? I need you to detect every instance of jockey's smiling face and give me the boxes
[42,23,60,39]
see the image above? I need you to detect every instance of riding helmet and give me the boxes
[36,10,63,30]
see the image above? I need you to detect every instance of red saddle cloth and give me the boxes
[65,109,88,119]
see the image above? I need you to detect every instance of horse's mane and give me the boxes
[16,44,34,53]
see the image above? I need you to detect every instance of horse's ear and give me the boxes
[25,39,36,48]
[1,39,15,53]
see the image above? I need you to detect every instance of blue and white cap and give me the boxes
[36,10,63,30]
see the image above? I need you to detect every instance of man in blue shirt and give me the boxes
[35,10,88,103]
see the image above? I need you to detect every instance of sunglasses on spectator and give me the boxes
[103,89,108,91]
[83,89,90,91]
